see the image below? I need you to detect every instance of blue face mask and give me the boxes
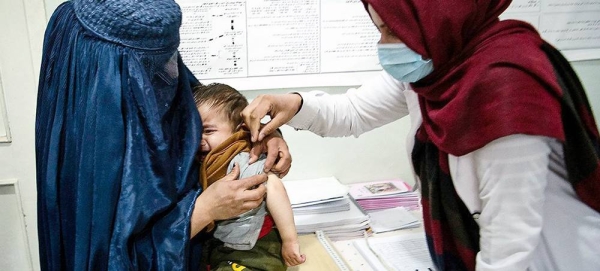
[377,43,434,82]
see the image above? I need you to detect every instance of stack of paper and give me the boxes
[348,179,420,211]
[367,207,421,233]
[293,197,370,241]
[284,177,370,241]
[353,232,435,271]
[292,196,350,215]
[283,177,349,208]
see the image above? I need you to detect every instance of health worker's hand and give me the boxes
[241,93,302,143]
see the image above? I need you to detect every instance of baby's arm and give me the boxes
[265,173,306,267]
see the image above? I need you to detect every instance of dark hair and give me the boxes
[192,83,248,130]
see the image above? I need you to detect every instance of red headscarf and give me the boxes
[363,0,564,156]
[362,1,600,269]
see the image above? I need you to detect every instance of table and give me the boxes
[290,210,425,271]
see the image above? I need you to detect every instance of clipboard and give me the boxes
[288,231,350,271]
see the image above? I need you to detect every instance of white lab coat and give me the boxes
[287,71,600,271]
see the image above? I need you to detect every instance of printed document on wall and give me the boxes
[176,0,381,90]
[502,0,600,60]
[176,0,600,90]
[178,0,249,79]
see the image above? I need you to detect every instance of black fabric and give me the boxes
[541,42,600,212]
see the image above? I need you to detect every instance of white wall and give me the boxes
[243,87,414,185]
[37,2,600,189]
[573,60,600,121]
[0,0,47,270]
[1,0,599,268]
[242,59,600,187]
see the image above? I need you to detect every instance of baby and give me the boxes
[193,83,305,270]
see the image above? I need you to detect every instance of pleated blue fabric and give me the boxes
[35,1,203,270]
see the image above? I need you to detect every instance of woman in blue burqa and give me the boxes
[35,0,291,270]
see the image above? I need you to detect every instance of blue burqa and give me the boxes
[35,1,203,270]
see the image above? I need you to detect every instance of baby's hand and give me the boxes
[282,240,306,267]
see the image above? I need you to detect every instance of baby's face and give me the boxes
[198,104,235,162]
